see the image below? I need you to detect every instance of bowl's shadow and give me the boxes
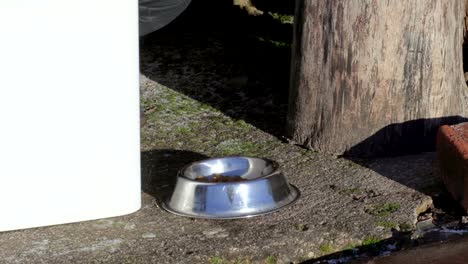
[141,149,209,202]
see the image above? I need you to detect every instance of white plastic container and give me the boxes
[0,0,141,231]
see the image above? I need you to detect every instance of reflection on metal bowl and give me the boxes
[161,156,299,219]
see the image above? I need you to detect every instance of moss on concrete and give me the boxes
[265,255,277,264]
[319,243,334,254]
[209,256,224,264]
[365,203,401,217]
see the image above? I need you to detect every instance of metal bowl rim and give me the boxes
[177,156,281,184]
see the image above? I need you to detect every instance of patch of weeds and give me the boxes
[269,40,291,48]
[141,97,158,110]
[209,256,224,264]
[256,37,291,48]
[234,119,252,133]
[376,221,397,229]
[171,103,200,115]
[300,148,317,156]
[319,243,334,254]
[399,222,413,232]
[365,203,400,217]
[199,102,214,111]
[175,126,192,136]
[361,236,380,247]
[157,86,208,117]
[360,236,381,254]
[267,12,294,24]
[265,255,277,264]
[208,114,229,123]
[361,236,382,254]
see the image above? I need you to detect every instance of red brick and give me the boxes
[437,122,468,212]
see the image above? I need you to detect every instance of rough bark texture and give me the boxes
[288,0,468,157]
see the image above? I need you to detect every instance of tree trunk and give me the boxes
[287,0,468,157]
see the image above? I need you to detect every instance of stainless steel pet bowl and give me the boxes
[161,156,299,219]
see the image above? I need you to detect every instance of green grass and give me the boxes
[319,243,334,254]
[300,148,317,155]
[361,236,383,254]
[175,126,192,136]
[268,12,294,24]
[265,255,277,264]
[234,119,252,133]
[361,236,382,254]
[362,236,380,246]
[365,203,400,217]
[256,37,291,48]
[209,256,224,264]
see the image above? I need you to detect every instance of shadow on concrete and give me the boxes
[343,116,468,158]
[316,117,468,263]
[141,149,209,202]
[351,151,467,217]
[140,0,294,138]
[340,116,467,194]
[342,116,468,217]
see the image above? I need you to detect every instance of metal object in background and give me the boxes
[162,157,299,219]
[139,0,192,36]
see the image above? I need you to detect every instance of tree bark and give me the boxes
[288,0,468,157]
